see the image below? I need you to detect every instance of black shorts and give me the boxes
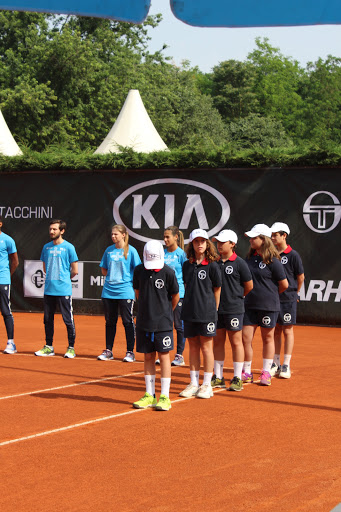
[277,301,297,325]
[243,309,278,329]
[184,321,216,338]
[217,313,244,331]
[136,328,174,354]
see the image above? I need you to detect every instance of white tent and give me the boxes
[0,110,22,156]
[94,89,168,154]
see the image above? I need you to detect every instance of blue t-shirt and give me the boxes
[41,240,78,296]
[164,247,187,298]
[0,232,17,285]
[100,245,141,300]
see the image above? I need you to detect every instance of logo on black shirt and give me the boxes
[225,265,233,275]
[155,279,164,289]
[281,256,288,265]
[198,270,207,280]
[259,262,266,270]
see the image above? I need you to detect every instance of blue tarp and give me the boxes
[0,0,150,22]
[171,0,341,27]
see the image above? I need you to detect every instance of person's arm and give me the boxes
[135,289,139,300]
[278,278,289,294]
[9,252,19,275]
[297,273,305,293]
[101,268,108,276]
[213,286,221,310]
[70,261,78,279]
[243,280,253,297]
[171,292,180,311]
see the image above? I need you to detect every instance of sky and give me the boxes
[147,0,341,72]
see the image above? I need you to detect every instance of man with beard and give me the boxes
[35,220,78,358]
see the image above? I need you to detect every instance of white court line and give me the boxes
[0,388,229,447]
[0,384,260,447]
[0,371,145,401]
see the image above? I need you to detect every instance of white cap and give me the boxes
[143,240,164,270]
[245,224,272,238]
[270,222,290,235]
[212,229,238,244]
[189,229,209,242]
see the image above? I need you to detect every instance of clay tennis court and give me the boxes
[0,312,340,512]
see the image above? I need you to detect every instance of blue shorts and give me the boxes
[277,302,297,325]
[243,309,278,329]
[217,313,244,331]
[136,328,174,354]
[184,321,216,338]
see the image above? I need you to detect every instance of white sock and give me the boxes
[233,362,244,379]
[214,360,224,379]
[243,361,252,374]
[274,354,280,366]
[190,370,199,386]
[263,359,273,372]
[203,372,213,386]
[161,377,171,397]
[283,354,292,367]
[7,339,14,343]
[145,375,155,396]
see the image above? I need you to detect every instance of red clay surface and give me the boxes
[0,312,340,512]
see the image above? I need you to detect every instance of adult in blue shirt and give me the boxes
[98,224,141,362]
[35,219,78,358]
[0,215,19,354]
[163,226,187,366]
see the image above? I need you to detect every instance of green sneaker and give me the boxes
[133,392,157,409]
[64,347,76,359]
[211,374,226,388]
[229,376,243,392]
[34,345,55,357]
[155,394,172,411]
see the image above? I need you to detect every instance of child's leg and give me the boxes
[213,328,226,379]
[242,324,256,374]
[200,336,213,386]
[144,351,156,396]
[227,330,244,379]
[283,325,294,363]
[274,324,283,365]
[159,351,171,397]
[260,327,275,372]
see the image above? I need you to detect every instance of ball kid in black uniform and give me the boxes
[270,222,305,379]
[133,240,179,411]
[179,229,221,400]
[243,224,288,386]
[212,230,253,392]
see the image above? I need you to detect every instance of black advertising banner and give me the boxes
[1,167,340,324]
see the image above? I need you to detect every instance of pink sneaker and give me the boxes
[260,370,271,386]
[241,370,253,383]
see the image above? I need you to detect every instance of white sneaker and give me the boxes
[4,341,17,354]
[123,351,135,362]
[196,384,213,399]
[179,383,199,398]
[269,362,280,377]
[279,364,291,379]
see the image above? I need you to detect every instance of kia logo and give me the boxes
[113,178,230,243]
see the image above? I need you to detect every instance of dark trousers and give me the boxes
[44,295,76,347]
[0,284,14,339]
[174,301,186,355]
[102,298,135,352]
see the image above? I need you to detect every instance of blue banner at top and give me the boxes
[0,0,151,22]
[171,0,341,27]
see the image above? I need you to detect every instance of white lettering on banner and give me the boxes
[0,206,53,219]
[303,191,341,233]
[90,276,105,286]
[299,280,341,302]
[113,178,230,244]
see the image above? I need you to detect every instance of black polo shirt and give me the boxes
[244,253,286,312]
[181,259,222,323]
[217,253,252,314]
[278,246,304,303]
[133,264,179,332]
